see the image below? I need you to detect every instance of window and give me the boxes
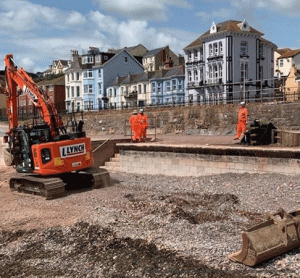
[71,87,74,97]
[151,82,156,92]
[241,41,248,56]
[138,84,141,94]
[67,74,69,83]
[209,44,213,56]
[208,66,212,81]
[84,85,93,94]
[200,67,204,80]
[82,55,93,64]
[83,70,93,78]
[95,55,101,63]
[188,51,192,60]
[188,71,192,82]
[144,84,147,93]
[76,72,80,80]
[219,64,223,78]
[276,60,279,66]
[194,70,198,81]
[178,81,182,90]
[124,57,128,63]
[67,87,70,98]
[259,44,263,57]
[165,81,171,92]
[213,65,218,82]
[98,69,102,78]
[114,88,116,97]
[219,42,223,53]
[76,86,80,97]
[48,85,53,91]
[104,56,108,60]
[280,60,283,67]
[172,80,176,90]
[213,43,218,56]
[241,63,249,81]
[98,83,102,95]
[194,50,198,60]
[71,73,74,81]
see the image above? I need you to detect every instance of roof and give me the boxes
[93,49,144,70]
[65,55,82,72]
[36,75,65,86]
[184,20,264,50]
[120,74,138,85]
[143,47,164,58]
[279,49,300,59]
[276,48,291,55]
[109,44,148,55]
[109,76,127,87]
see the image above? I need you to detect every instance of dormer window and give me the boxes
[239,19,250,31]
[210,21,217,34]
[82,55,93,64]
[95,55,101,63]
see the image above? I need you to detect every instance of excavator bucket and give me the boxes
[229,208,300,266]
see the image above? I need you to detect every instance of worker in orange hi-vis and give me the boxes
[138,108,148,142]
[234,102,248,140]
[129,110,141,142]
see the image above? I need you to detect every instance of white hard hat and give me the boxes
[139,108,144,113]
[133,110,138,114]
[240,101,245,105]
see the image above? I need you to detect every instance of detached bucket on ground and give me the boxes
[229,208,300,266]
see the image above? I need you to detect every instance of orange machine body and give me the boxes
[31,137,94,176]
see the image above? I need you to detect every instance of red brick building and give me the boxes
[19,75,66,116]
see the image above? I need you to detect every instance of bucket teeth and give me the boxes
[229,209,300,266]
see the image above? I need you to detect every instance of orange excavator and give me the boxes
[2,54,109,199]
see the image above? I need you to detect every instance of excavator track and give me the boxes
[10,174,66,200]
[83,167,110,189]
[9,168,110,200]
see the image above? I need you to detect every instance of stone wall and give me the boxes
[118,144,300,177]
[63,102,300,136]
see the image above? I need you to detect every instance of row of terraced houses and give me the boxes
[33,20,300,113]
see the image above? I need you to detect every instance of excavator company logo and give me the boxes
[23,86,38,101]
[60,143,86,158]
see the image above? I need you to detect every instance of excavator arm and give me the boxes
[4,54,63,139]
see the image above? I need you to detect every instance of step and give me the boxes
[102,165,121,172]
[110,157,120,162]
[105,161,119,167]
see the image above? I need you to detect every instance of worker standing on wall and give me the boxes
[234,102,248,140]
[129,110,140,142]
[139,108,148,142]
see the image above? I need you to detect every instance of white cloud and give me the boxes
[230,0,300,15]
[94,0,192,21]
[0,0,193,72]
[0,0,88,32]
[196,8,233,21]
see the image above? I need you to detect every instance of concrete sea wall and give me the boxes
[118,144,300,177]
[77,102,300,136]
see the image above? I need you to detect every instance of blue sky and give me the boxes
[1,0,300,72]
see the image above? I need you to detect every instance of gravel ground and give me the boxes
[1,167,300,277]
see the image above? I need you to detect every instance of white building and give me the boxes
[184,20,277,104]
